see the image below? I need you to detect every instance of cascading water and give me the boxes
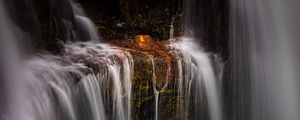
[3,0,300,119]
[0,0,224,120]
[3,43,134,120]
[230,0,300,120]
[65,42,134,120]
[71,2,100,41]
[0,0,29,119]
[174,0,224,119]
[1,0,133,119]
[169,38,223,120]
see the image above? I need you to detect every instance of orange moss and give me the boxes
[109,35,178,89]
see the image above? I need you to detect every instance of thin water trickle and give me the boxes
[169,17,175,40]
[154,88,160,120]
[148,56,159,120]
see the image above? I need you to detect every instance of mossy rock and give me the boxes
[66,36,198,120]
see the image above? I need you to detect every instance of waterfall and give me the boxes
[0,0,133,119]
[3,0,300,119]
[71,2,100,41]
[0,0,27,119]
[2,42,134,120]
[179,0,224,119]
[169,17,175,40]
[65,42,134,120]
[0,0,225,119]
[169,38,223,120]
[230,0,300,120]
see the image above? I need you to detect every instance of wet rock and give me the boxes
[109,36,191,120]
[33,0,76,53]
[4,0,79,54]
[111,35,174,89]
[64,36,197,120]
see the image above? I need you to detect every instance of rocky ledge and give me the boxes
[64,35,196,120]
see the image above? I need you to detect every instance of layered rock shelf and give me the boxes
[63,35,197,120]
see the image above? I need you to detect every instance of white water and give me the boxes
[148,56,160,120]
[169,38,223,120]
[230,0,300,120]
[0,0,225,119]
[6,42,134,120]
[71,1,100,41]
[65,42,134,120]
[1,2,134,119]
[75,15,100,41]
[80,74,106,120]
[0,1,30,119]
[154,88,159,120]
[169,17,175,40]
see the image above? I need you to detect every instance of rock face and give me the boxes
[65,35,197,120]
[2,0,227,119]
[77,0,229,61]
[111,35,174,89]
[5,0,229,59]
[78,0,181,40]
[113,36,178,119]
[3,0,76,54]
[3,0,103,54]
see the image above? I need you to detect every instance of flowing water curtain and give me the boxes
[0,5,132,118]
[0,0,103,119]
[230,0,300,120]
[0,0,33,119]
[7,42,135,120]
[0,0,226,120]
[169,38,223,120]
[181,0,224,119]
[71,1,100,41]
[65,42,134,120]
